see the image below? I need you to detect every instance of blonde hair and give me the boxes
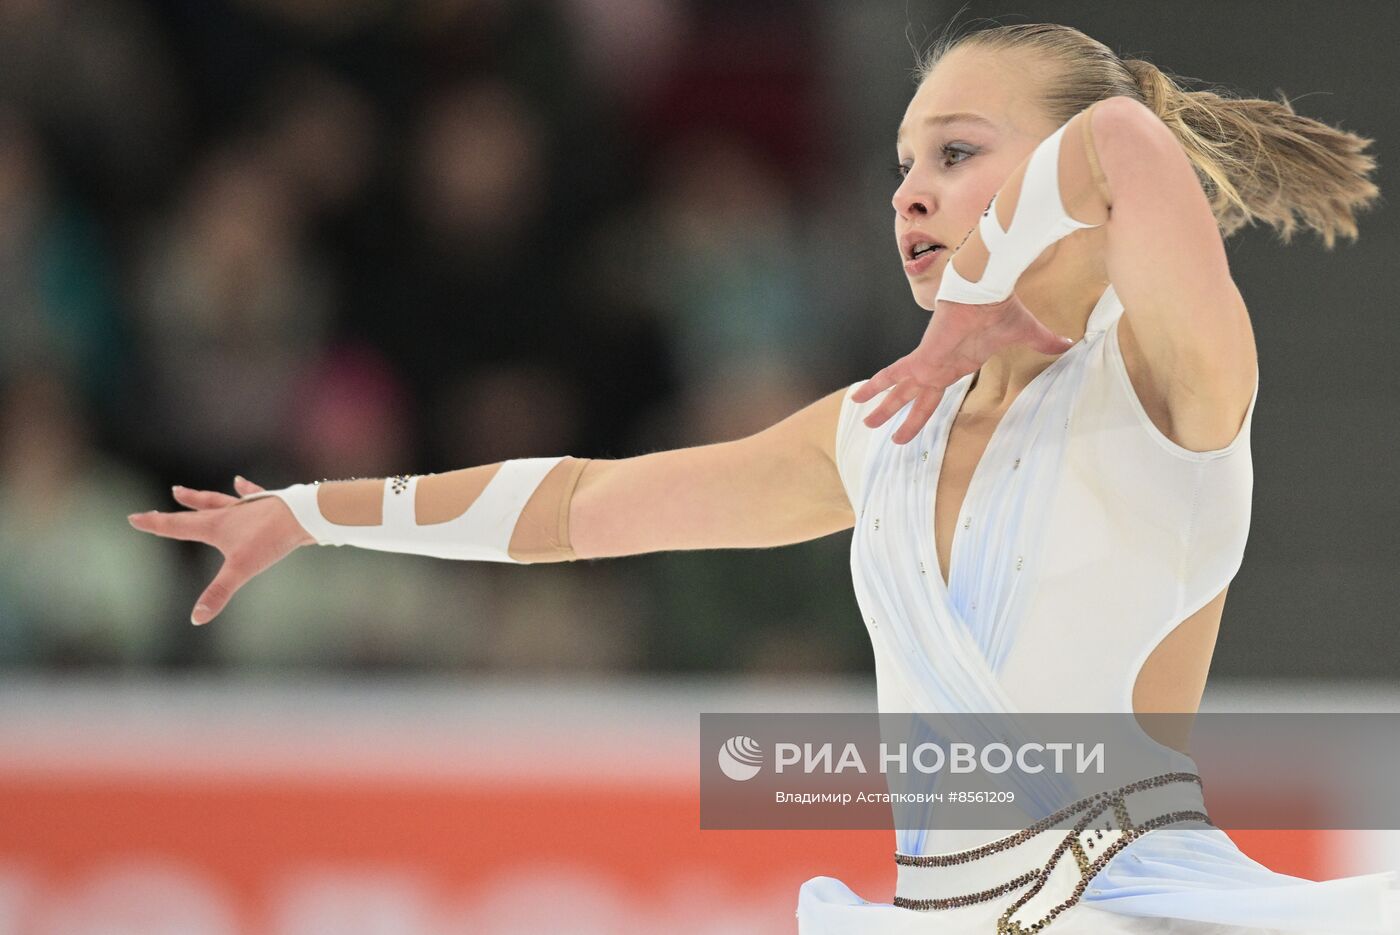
[916,22,1381,249]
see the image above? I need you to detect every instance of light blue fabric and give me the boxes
[1082,829,1399,932]
[849,290,1115,857]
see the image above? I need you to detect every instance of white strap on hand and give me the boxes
[936,119,1103,307]
[237,456,568,563]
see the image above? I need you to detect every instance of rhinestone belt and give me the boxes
[890,771,1211,933]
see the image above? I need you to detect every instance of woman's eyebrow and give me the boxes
[895,112,997,146]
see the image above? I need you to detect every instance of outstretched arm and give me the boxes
[128,386,855,624]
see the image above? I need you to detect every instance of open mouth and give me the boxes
[904,244,945,274]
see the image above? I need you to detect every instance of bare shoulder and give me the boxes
[747,383,851,460]
[1117,308,1258,454]
[734,383,855,522]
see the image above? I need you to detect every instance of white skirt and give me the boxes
[795,828,1400,929]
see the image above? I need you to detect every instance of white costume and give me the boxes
[796,284,1399,932]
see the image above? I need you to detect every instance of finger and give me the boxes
[850,365,902,404]
[127,509,215,543]
[172,486,240,511]
[864,378,923,429]
[1026,329,1076,355]
[233,475,266,496]
[191,559,247,625]
[1017,314,1077,355]
[892,384,948,445]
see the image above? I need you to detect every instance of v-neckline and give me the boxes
[923,282,1120,602]
[925,351,1070,600]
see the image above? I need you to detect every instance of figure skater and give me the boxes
[130,21,1393,934]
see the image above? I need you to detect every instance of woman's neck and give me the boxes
[965,261,1109,412]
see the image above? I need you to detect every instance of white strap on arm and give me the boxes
[236,456,568,563]
[936,118,1103,307]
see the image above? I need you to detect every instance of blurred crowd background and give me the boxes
[0,0,920,676]
[0,0,1395,681]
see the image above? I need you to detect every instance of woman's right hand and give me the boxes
[850,291,1075,444]
[128,475,315,625]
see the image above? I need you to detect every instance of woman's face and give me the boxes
[892,49,1055,310]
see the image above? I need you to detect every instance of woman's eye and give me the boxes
[941,144,973,166]
[891,145,974,183]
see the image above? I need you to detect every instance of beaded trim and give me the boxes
[890,771,1210,927]
[894,771,1201,867]
[994,807,1212,934]
[309,474,427,496]
[891,869,1040,911]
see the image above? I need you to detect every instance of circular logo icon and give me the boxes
[718,735,763,781]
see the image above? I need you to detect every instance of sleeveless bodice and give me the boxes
[836,283,1257,712]
[834,283,1258,853]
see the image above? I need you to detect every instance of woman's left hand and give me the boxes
[850,291,1076,444]
[128,475,314,625]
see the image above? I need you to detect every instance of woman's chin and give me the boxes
[903,264,942,306]
[909,281,939,312]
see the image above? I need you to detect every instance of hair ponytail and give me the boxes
[919,23,1381,249]
[1122,57,1379,248]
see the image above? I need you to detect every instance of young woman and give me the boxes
[130,22,1393,934]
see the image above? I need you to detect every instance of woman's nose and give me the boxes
[892,185,930,219]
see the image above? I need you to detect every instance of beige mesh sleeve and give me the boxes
[235,456,593,564]
[1080,99,1113,205]
[505,455,590,562]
